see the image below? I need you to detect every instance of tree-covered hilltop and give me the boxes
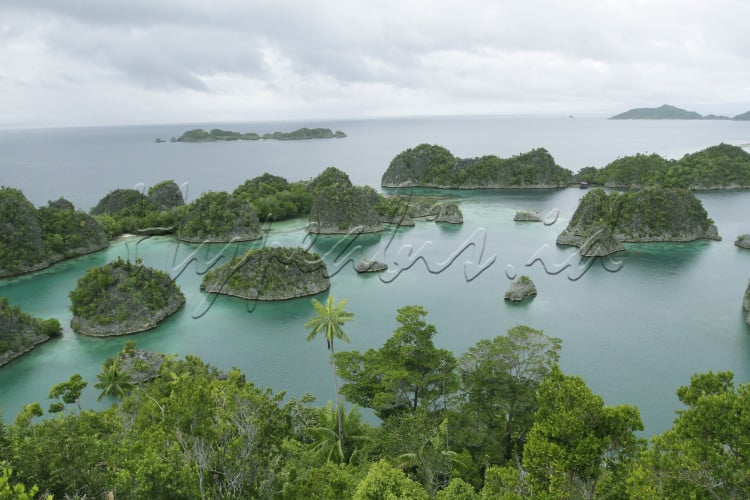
[2,305,749,498]
[381,144,572,189]
[0,297,61,366]
[176,191,262,242]
[233,173,313,221]
[91,182,188,238]
[0,188,108,278]
[309,184,384,234]
[557,188,720,255]
[574,143,750,189]
[146,180,185,211]
[306,166,384,234]
[609,104,706,119]
[201,246,330,300]
[172,127,346,142]
[69,257,184,336]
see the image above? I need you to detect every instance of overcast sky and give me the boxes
[1,0,749,127]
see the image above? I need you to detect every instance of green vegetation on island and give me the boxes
[382,144,572,189]
[1,299,749,499]
[575,143,750,189]
[307,167,384,234]
[233,173,313,221]
[69,257,185,336]
[0,297,61,366]
[0,188,108,278]
[176,191,261,242]
[201,246,330,300]
[504,275,537,301]
[557,187,720,255]
[171,127,346,142]
[736,234,750,249]
[91,181,187,238]
[610,104,707,120]
[744,282,750,326]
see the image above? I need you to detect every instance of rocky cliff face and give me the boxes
[308,185,384,234]
[382,144,571,189]
[514,211,542,222]
[201,247,330,300]
[557,188,720,256]
[736,234,750,249]
[505,275,537,302]
[434,202,463,224]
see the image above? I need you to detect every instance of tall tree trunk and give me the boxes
[330,340,345,449]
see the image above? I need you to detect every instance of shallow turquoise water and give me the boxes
[1,186,748,436]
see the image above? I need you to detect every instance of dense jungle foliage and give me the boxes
[1,304,747,499]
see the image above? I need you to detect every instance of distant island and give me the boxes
[557,188,720,256]
[381,144,572,189]
[201,247,330,300]
[69,258,185,336]
[610,104,750,120]
[165,127,346,143]
[575,143,750,190]
[0,297,61,367]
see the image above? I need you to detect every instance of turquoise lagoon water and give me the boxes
[1,116,749,435]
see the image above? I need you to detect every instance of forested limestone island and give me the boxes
[381,144,572,189]
[744,282,750,326]
[69,258,185,336]
[557,188,720,256]
[610,104,750,120]
[355,259,388,273]
[0,187,108,278]
[200,247,330,300]
[171,127,346,142]
[307,167,384,234]
[91,180,186,238]
[176,191,262,243]
[0,297,61,366]
[233,173,313,221]
[736,234,750,249]
[575,143,750,189]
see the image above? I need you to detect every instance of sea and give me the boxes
[1,115,749,436]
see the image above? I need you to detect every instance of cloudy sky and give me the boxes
[1,0,749,127]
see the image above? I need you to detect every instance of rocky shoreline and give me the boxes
[71,296,185,337]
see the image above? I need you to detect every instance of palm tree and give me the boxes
[95,362,133,400]
[305,295,354,446]
[307,401,369,463]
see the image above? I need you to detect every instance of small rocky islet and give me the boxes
[505,275,537,302]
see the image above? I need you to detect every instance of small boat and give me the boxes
[580,181,589,189]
